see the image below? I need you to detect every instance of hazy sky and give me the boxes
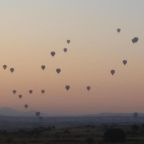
[0,0,144,116]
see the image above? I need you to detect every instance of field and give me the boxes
[0,124,144,144]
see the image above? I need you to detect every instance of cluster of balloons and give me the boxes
[111,29,139,76]
[2,65,15,73]
[10,39,92,121]
[12,89,47,119]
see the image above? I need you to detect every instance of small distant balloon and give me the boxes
[3,65,7,70]
[41,65,46,70]
[56,68,61,74]
[12,90,17,94]
[29,90,33,94]
[122,60,127,66]
[63,48,68,53]
[24,104,28,109]
[132,37,139,44]
[65,85,70,91]
[10,68,14,73]
[86,86,91,91]
[111,69,116,76]
[18,95,22,99]
[41,89,45,94]
[35,112,40,117]
[67,40,70,44]
[51,51,56,57]
[117,28,121,33]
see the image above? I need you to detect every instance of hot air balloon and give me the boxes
[86,86,91,91]
[111,69,116,75]
[29,90,33,94]
[18,94,22,99]
[65,85,70,91]
[41,89,45,94]
[35,112,40,117]
[117,28,121,33]
[3,65,7,70]
[67,40,70,44]
[41,65,46,70]
[51,51,56,57]
[24,104,28,109]
[10,68,14,73]
[12,90,17,94]
[122,60,127,66]
[56,68,61,74]
[63,48,68,52]
[132,37,139,44]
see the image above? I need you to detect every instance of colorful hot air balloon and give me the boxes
[132,37,139,44]
[111,69,116,75]
[122,60,127,66]
[3,65,7,70]
[65,85,70,91]
[56,68,61,74]
[41,65,46,70]
[10,68,14,73]
[51,51,56,57]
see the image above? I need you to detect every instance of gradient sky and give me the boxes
[0,0,144,116]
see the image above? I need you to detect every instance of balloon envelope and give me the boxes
[111,69,116,75]
[41,65,46,70]
[10,68,14,73]
[132,37,139,43]
[123,60,127,65]
[12,90,17,94]
[65,85,70,91]
[3,65,7,70]
[56,68,61,74]
[86,86,91,91]
[29,90,33,94]
[117,28,121,33]
[63,48,68,52]
[67,40,70,44]
[51,51,56,57]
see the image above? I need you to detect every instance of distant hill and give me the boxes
[0,107,34,117]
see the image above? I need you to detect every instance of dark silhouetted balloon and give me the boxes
[18,95,22,99]
[132,37,139,43]
[41,65,46,70]
[123,60,127,65]
[63,48,68,52]
[12,90,17,94]
[86,86,91,91]
[24,104,28,109]
[111,69,116,75]
[41,89,45,94]
[65,85,70,91]
[3,65,7,70]
[51,51,56,57]
[10,68,14,73]
[67,40,70,44]
[56,68,61,74]
[117,28,121,33]
[29,90,33,94]
[35,112,40,117]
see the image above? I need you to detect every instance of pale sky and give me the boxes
[0,0,144,116]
